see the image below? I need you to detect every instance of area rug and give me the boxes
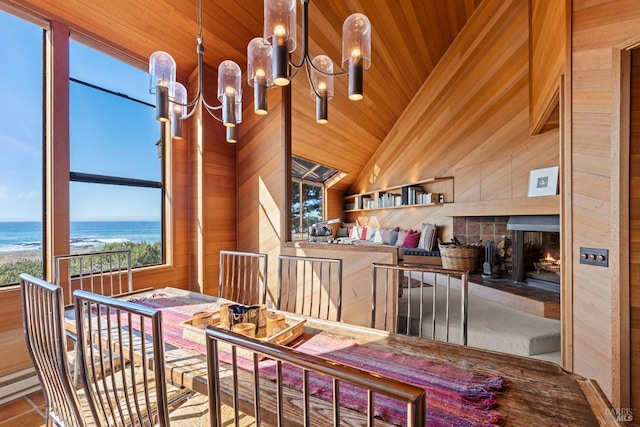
[134,295,504,426]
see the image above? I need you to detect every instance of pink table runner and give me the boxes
[134,294,504,426]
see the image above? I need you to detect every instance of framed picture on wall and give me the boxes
[528,166,559,197]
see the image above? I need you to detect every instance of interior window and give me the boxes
[69,40,163,268]
[0,10,44,286]
[290,157,337,241]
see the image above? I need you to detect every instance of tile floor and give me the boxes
[0,391,45,427]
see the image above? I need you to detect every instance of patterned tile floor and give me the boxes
[0,391,45,427]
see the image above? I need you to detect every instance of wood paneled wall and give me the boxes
[530,0,565,134]
[188,65,238,296]
[631,47,640,419]
[570,0,640,406]
[347,0,559,236]
[237,89,287,292]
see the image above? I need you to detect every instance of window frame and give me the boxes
[67,35,166,267]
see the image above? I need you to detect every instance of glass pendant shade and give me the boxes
[264,0,296,86]
[171,82,187,139]
[310,55,334,99]
[311,55,333,124]
[247,38,273,115]
[149,51,177,122]
[218,60,242,127]
[341,13,371,100]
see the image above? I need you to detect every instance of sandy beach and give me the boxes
[0,250,42,264]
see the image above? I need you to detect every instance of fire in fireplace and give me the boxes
[507,215,560,292]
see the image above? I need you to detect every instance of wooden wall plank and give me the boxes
[530,0,565,134]
[570,0,640,405]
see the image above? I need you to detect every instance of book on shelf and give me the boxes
[401,185,424,205]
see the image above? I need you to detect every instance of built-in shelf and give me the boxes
[344,177,453,212]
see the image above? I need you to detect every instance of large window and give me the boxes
[290,157,338,241]
[0,10,44,285]
[69,40,163,267]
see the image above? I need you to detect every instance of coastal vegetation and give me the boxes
[0,241,162,285]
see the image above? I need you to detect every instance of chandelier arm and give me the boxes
[289,66,302,81]
[304,61,321,98]
[202,97,223,111]
[203,103,223,123]
[182,103,199,120]
[290,0,310,71]
[307,60,348,77]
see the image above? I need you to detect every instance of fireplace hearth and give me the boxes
[507,215,560,293]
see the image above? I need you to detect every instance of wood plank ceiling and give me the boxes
[9,0,480,192]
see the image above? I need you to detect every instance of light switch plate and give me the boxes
[579,247,608,267]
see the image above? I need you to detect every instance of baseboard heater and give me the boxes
[0,367,41,405]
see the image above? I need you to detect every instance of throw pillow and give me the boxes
[360,226,368,240]
[418,223,437,251]
[373,228,384,243]
[336,227,348,238]
[403,230,421,248]
[382,228,393,245]
[389,230,399,245]
[366,226,377,241]
[349,226,362,239]
[395,230,407,247]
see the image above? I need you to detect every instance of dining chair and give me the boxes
[277,255,343,321]
[371,263,469,345]
[54,250,133,385]
[19,274,93,427]
[53,250,133,308]
[204,325,426,426]
[73,290,194,426]
[218,250,268,305]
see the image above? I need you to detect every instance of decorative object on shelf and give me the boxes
[249,0,371,123]
[527,166,559,197]
[148,0,242,142]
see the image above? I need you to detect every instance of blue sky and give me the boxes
[0,10,161,222]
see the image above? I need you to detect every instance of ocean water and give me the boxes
[0,221,161,253]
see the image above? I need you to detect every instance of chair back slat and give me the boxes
[53,250,133,307]
[277,255,342,321]
[74,290,171,426]
[19,274,89,427]
[218,250,268,305]
[371,263,469,345]
[205,326,426,426]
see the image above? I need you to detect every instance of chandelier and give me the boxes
[148,0,243,142]
[148,0,371,143]
[249,0,371,124]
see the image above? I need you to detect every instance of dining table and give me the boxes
[64,286,617,426]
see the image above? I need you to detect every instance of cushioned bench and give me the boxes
[400,248,443,266]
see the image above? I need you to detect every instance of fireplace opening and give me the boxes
[507,215,560,293]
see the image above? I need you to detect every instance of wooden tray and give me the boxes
[180,312,305,360]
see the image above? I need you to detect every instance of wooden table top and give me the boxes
[65,287,618,426]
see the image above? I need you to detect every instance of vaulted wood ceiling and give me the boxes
[9,0,481,191]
